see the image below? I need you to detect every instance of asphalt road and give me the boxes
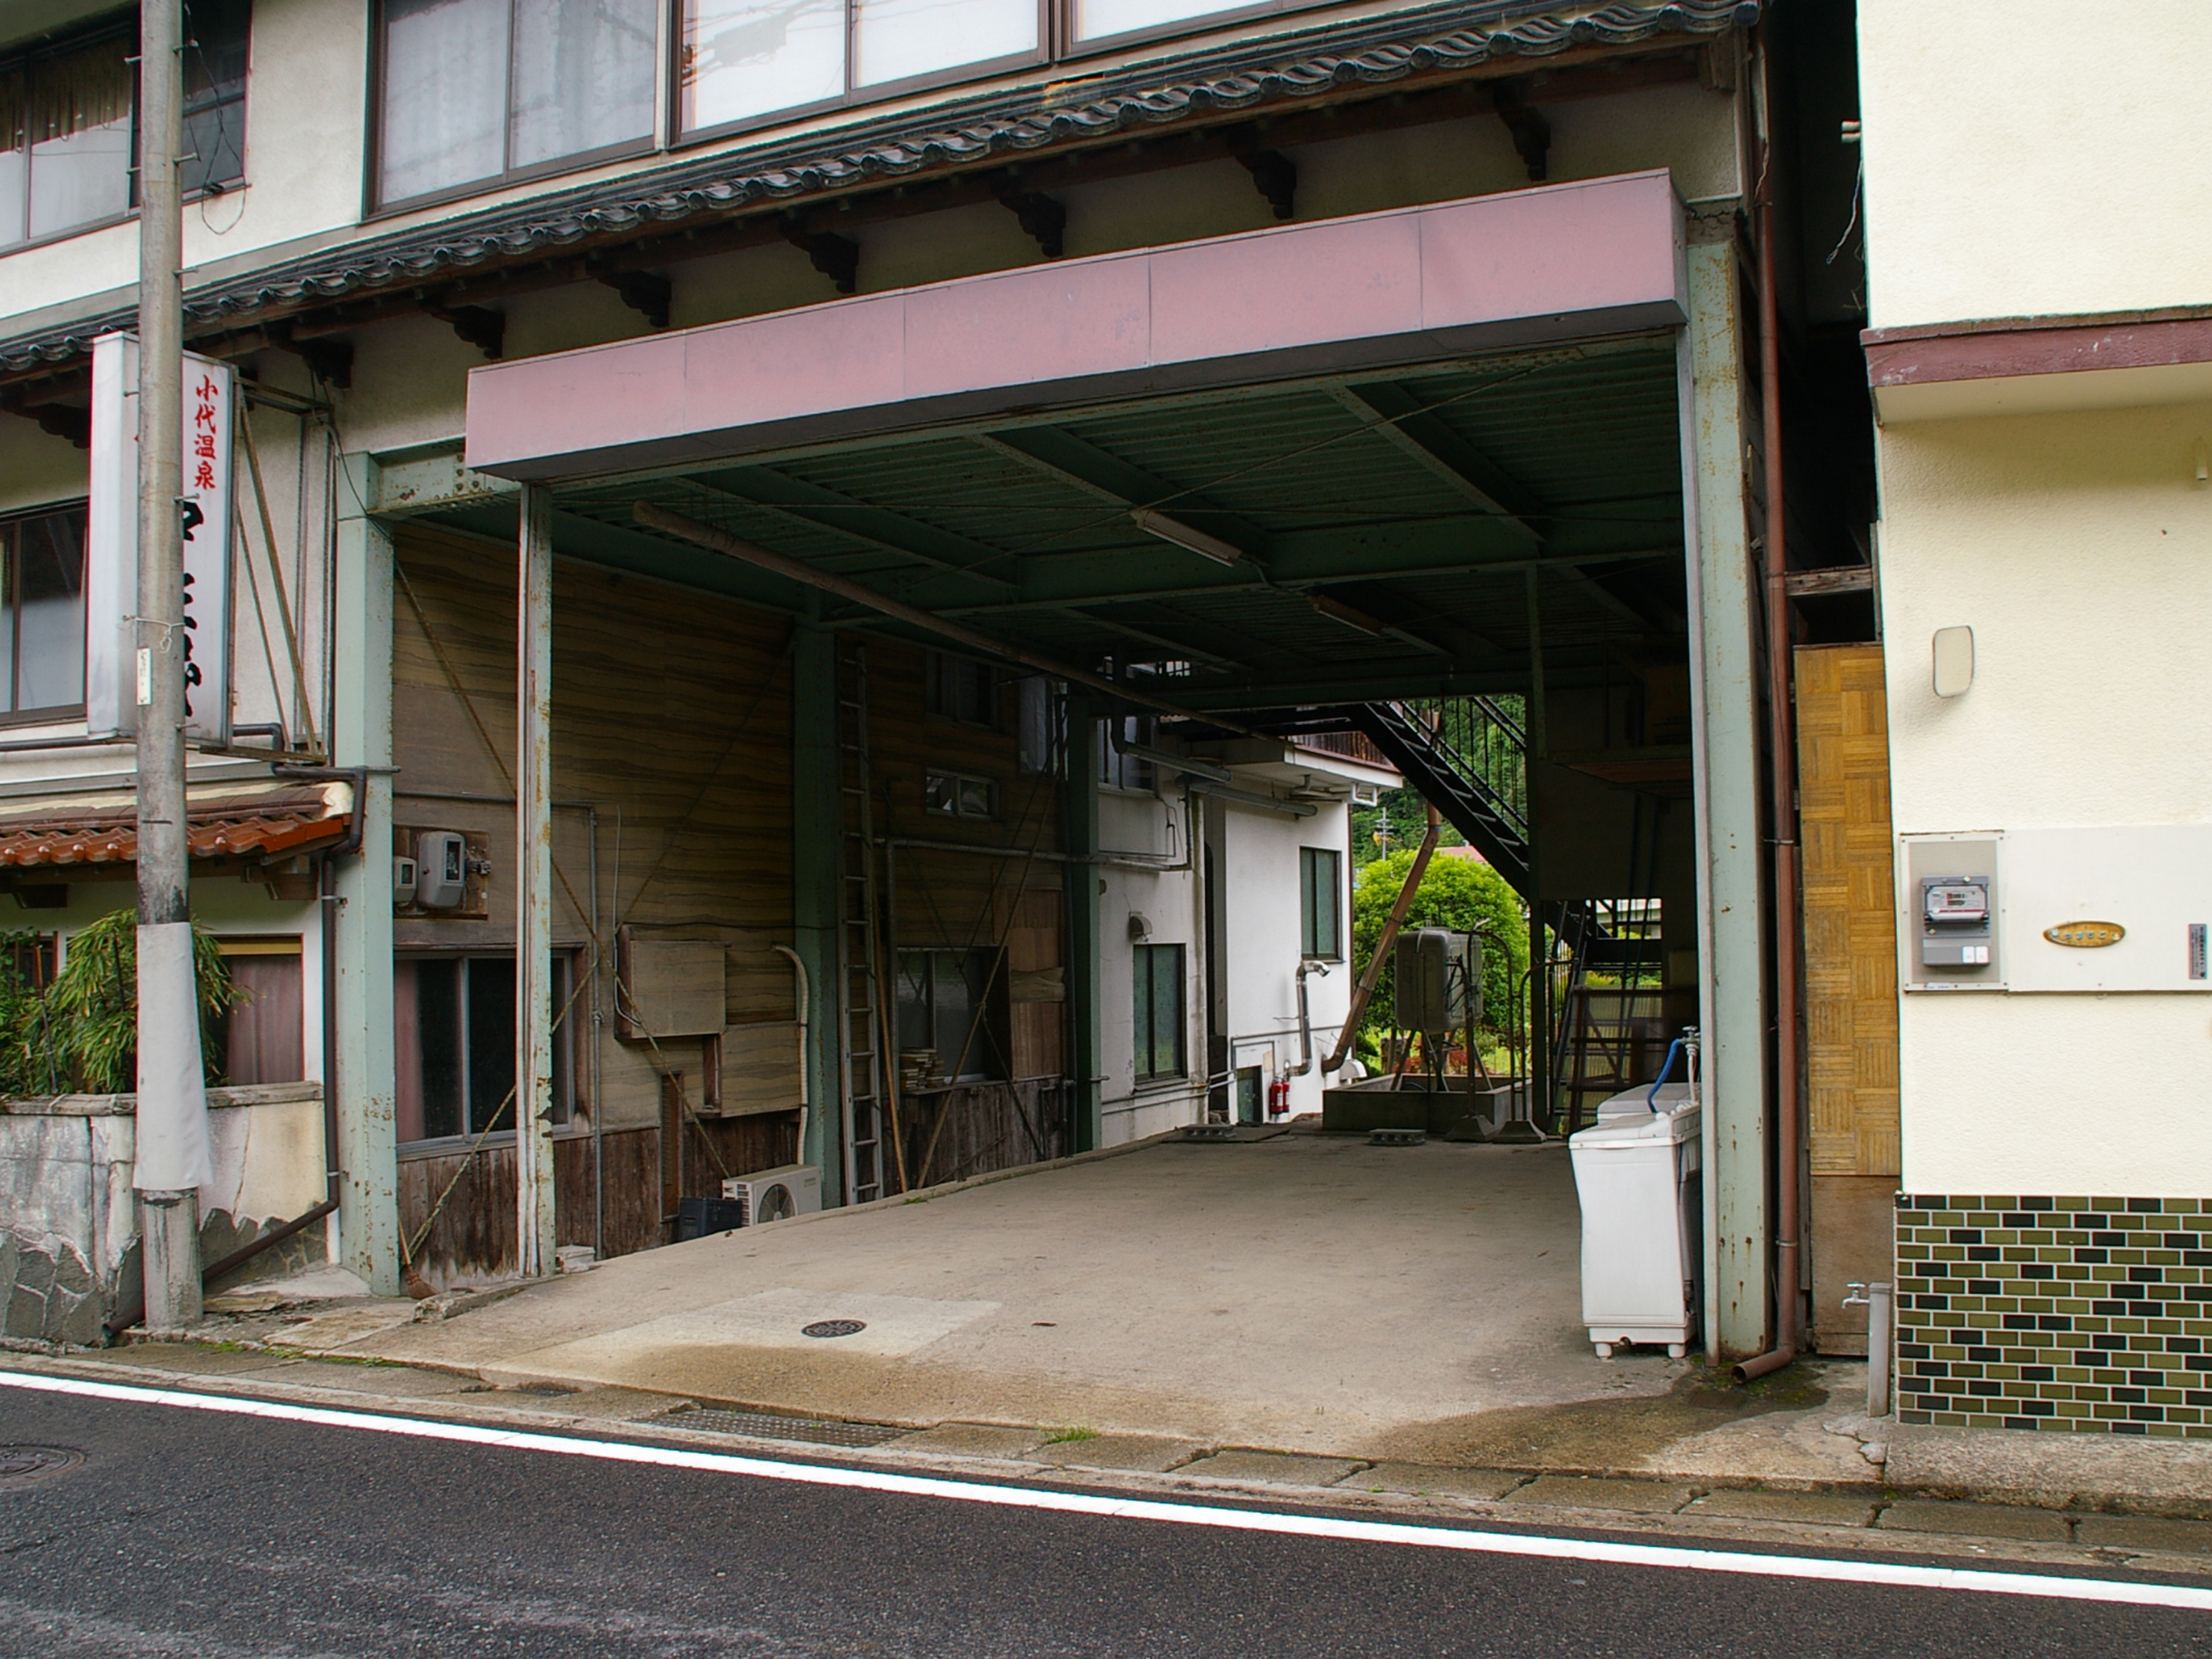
[2,1380,2207,1658]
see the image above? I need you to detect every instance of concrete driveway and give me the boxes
[348,1132,1694,1455]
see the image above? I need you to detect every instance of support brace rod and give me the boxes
[633,502,1253,733]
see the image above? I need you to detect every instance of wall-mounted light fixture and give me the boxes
[1932,625,1975,697]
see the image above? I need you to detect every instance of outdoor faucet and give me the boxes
[1843,1281,1893,1419]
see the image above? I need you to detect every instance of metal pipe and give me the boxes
[773,943,811,1171]
[633,502,1259,735]
[1737,31,1803,1384]
[1323,817,1441,1073]
[1288,959,1329,1075]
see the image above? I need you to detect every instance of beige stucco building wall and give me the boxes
[1876,400,2212,1197]
[1863,0,2212,1202]
[1858,0,2212,329]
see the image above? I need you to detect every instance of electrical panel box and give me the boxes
[1900,834,2003,989]
[415,831,468,910]
[1902,826,2212,993]
[1394,929,1482,1032]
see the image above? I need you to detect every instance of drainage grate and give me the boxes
[1369,1128,1427,1146]
[0,1446,84,1490]
[665,1409,906,1449]
[802,1319,866,1339]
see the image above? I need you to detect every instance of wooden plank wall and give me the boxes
[388,521,802,1267]
[862,641,1068,1181]
[1795,642,1901,1352]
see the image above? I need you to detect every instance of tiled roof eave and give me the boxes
[0,2,1757,376]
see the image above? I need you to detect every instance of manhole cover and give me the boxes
[0,1447,84,1490]
[802,1319,866,1339]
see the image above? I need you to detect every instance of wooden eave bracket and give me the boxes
[0,393,90,449]
[996,189,1067,259]
[786,230,860,293]
[599,269,672,329]
[1492,78,1552,181]
[426,303,506,360]
[1237,149,1297,220]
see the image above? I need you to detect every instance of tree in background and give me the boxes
[1350,849,1526,1063]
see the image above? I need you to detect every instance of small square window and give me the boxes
[926,651,997,727]
[925,770,994,819]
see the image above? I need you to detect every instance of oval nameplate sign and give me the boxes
[2045,921,2124,949]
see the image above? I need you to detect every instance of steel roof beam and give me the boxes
[676,469,1019,593]
[1329,381,1543,544]
[975,429,1270,561]
[930,547,1679,618]
[1330,379,1677,634]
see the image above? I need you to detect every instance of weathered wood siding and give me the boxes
[388,521,802,1265]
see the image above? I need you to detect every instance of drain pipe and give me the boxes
[1735,31,1803,1385]
[773,944,810,1168]
[1289,959,1329,1075]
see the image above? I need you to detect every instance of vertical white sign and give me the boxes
[86,331,234,744]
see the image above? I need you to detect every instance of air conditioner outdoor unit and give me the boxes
[720,1163,822,1226]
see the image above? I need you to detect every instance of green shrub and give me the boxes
[1351,849,1527,1055]
[0,909,239,1097]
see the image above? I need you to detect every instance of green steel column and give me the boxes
[790,611,845,1203]
[1064,693,1104,1152]
[332,454,401,1294]
[1680,235,1773,1360]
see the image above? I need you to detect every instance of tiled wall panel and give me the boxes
[1895,1194,2212,1436]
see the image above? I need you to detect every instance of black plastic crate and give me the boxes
[674,1197,746,1240]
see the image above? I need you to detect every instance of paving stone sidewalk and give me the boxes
[9,1343,2212,1579]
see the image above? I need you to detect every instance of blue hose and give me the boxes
[1646,1038,1684,1113]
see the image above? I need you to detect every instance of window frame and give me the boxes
[366,0,664,218]
[1131,940,1186,1083]
[0,499,91,728]
[0,7,250,253]
[671,0,1054,150]
[394,949,579,1151]
[924,649,999,730]
[923,767,996,820]
[1299,845,1342,962]
[349,0,1356,214]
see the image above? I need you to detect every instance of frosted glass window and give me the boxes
[1,506,88,719]
[1072,0,1238,42]
[682,0,846,132]
[379,0,506,201]
[510,0,657,169]
[853,0,1036,89]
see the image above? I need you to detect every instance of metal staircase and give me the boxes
[1349,700,1532,896]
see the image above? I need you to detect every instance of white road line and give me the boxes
[4,1368,2208,1614]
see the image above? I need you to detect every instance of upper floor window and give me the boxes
[376,0,657,209]
[0,502,88,724]
[680,0,1041,137]
[926,650,997,728]
[0,4,250,251]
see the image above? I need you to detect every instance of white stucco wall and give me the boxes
[1858,0,2212,327]
[1878,397,2212,1195]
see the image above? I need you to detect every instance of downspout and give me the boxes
[1289,959,1329,1075]
[773,944,810,1171]
[1736,29,1803,1383]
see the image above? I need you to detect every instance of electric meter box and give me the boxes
[1394,928,1481,1033]
[1899,834,2002,988]
[1901,826,2212,993]
[416,830,469,910]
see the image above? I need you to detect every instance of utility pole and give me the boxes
[134,0,213,1330]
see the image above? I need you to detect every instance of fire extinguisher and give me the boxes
[1267,1075,1291,1117]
